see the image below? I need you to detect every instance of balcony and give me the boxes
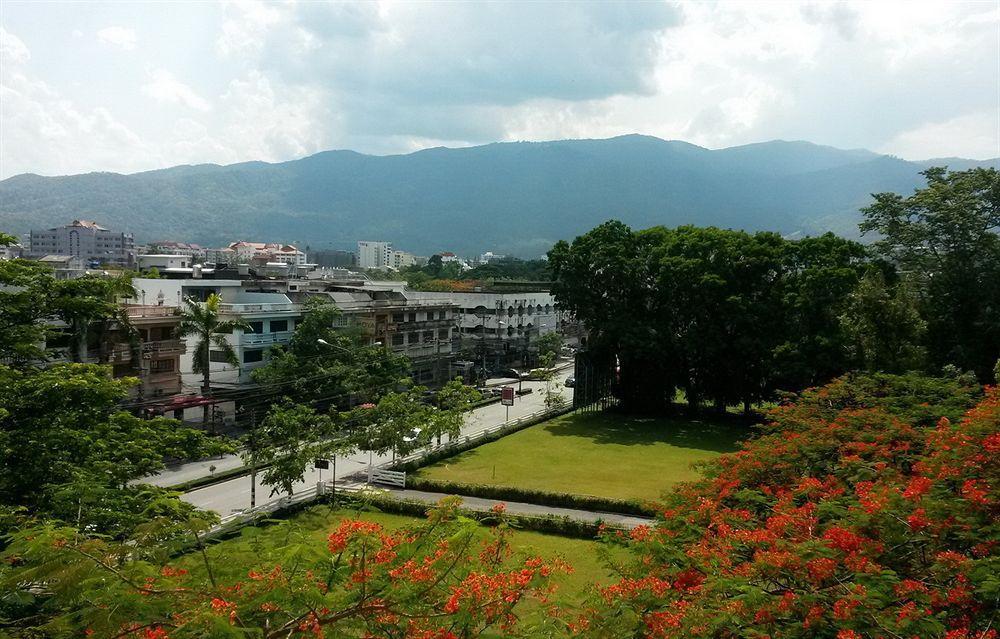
[124,305,178,319]
[142,339,185,356]
[240,331,294,346]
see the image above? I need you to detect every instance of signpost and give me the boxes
[501,385,515,422]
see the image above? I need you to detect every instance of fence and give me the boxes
[212,401,575,531]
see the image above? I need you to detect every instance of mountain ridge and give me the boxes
[2,135,996,256]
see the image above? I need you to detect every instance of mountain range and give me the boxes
[1,135,996,256]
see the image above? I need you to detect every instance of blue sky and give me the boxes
[1,1,997,178]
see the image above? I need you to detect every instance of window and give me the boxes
[149,359,174,373]
[423,330,435,342]
[410,332,421,343]
[209,350,230,363]
[408,312,417,322]
[243,349,263,363]
[438,328,449,340]
[392,333,405,346]
[269,319,288,333]
[392,312,404,323]
[247,321,264,334]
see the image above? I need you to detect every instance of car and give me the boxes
[564,376,576,387]
[498,368,523,379]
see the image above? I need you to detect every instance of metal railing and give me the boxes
[240,331,294,346]
[218,303,300,313]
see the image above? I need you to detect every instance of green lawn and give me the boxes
[188,504,617,605]
[416,411,745,502]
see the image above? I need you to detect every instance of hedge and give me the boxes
[405,476,657,518]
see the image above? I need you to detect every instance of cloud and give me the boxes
[97,26,137,50]
[0,27,30,63]
[142,69,212,112]
[880,111,1000,160]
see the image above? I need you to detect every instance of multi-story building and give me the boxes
[28,220,135,267]
[146,241,204,261]
[391,250,418,269]
[357,241,393,269]
[229,241,307,266]
[116,305,187,399]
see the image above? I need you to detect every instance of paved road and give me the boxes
[377,488,652,529]
[173,370,574,516]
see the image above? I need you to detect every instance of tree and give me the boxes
[0,499,561,638]
[0,254,55,364]
[861,167,1000,380]
[0,363,224,535]
[251,297,409,408]
[242,402,346,497]
[177,293,251,424]
[840,270,926,373]
[584,373,997,638]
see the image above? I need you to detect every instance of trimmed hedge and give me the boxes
[405,476,657,518]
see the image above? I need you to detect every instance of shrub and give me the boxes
[585,374,999,638]
[405,476,657,517]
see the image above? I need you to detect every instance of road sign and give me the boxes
[314,459,330,469]
[501,386,515,406]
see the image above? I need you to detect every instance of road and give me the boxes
[167,370,574,516]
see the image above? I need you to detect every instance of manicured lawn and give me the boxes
[188,504,616,604]
[416,411,745,502]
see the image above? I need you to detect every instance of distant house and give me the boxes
[228,241,307,266]
[35,255,87,279]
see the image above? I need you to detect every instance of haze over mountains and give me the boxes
[1,135,996,256]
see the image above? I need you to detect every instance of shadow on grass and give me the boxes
[542,411,747,453]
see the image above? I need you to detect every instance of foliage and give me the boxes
[0,363,225,535]
[549,222,872,413]
[241,402,347,498]
[0,498,565,638]
[583,373,998,638]
[250,297,410,407]
[861,167,1000,381]
[177,293,251,390]
[404,476,657,518]
[0,256,55,363]
[840,270,927,373]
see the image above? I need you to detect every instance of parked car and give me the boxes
[497,368,524,379]
[565,376,576,387]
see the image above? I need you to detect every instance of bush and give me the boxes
[405,476,656,517]
[586,373,999,638]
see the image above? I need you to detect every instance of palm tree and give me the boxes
[177,293,251,427]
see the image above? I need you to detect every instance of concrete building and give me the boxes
[34,255,87,279]
[28,220,135,267]
[228,241,307,266]
[138,254,192,272]
[391,250,418,269]
[117,305,187,399]
[357,241,393,269]
[146,241,204,260]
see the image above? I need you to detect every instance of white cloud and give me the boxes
[880,111,1000,160]
[0,27,30,63]
[142,69,212,112]
[97,26,137,50]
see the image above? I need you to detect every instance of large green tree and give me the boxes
[860,167,1000,380]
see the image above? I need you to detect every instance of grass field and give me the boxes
[186,504,615,604]
[415,411,745,502]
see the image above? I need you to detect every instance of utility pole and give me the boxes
[249,408,258,509]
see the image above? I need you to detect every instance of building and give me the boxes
[357,241,393,269]
[391,250,418,270]
[34,255,87,279]
[138,254,192,272]
[117,305,187,398]
[0,242,24,260]
[312,249,357,268]
[146,241,204,260]
[28,220,135,267]
[228,241,307,266]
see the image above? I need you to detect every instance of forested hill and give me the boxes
[1,135,996,256]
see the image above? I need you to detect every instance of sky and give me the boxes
[1,1,998,179]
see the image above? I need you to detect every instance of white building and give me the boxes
[146,241,204,260]
[138,254,191,272]
[357,241,393,269]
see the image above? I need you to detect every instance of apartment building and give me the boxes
[229,241,307,266]
[28,220,135,267]
[357,241,393,269]
[116,305,187,398]
[145,241,204,260]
